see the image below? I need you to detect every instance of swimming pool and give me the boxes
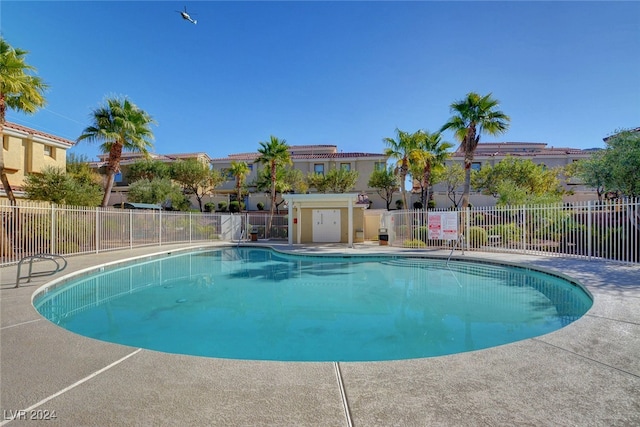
[33,247,592,362]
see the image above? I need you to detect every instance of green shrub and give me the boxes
[472,213,485,225]
[256,202,265,211]
[413,201,423,209]
[489,223,521,243]
[466,226,488,248]
[217,201,228,212]
[403,239,426,248]
[229,201,242,213]
[413,225,429,242]
[204,202,216,213]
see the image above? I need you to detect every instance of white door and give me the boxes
[312,209,341,242]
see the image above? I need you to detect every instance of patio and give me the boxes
[1,242,639,426]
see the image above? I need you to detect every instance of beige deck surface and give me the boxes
[1,242,639,426]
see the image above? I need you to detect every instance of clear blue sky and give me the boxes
[2,1,639,161]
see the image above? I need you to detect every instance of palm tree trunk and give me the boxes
[267,163,276,237]
[0,166,16,205]
[461,160,472,209]
[101,172,115,207]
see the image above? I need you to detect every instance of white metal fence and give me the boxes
[378,199,640,264]
[0,201,289,266]
[2,199,639,266]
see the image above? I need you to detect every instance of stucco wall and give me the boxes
[292,207,365,244]
[2,134,67,188]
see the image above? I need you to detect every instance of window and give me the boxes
[340,163,351,171]
[44,145,55,158]
[471,162,482,171]
[314,164,324,175]
[2,135,8,151]
[374,162,386,171]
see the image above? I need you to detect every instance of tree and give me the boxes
[228,160,250,205]
[368,166,399,210]
[307,167,359,193]
[600,129,640,198]
[23,166,103,206]
[253,166,305,213]
[0,38,49,204]
[409,130,453,208]
[126,159,171,182]
[472,157,565,205]
[440,92,510,208]
[77,96,156,207]
[128,178,188,210]
[383,129,419,210]
[255,136,291,236]
[170,158,224,212]
[442,163,465,208]
[564,153,609,202]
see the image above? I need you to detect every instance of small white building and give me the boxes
[283,193,369,247]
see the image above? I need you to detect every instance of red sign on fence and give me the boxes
[428,212,458,241]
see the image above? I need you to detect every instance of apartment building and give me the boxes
[1,122,75,201]
[429,141,598,208]
[210,144,389,210]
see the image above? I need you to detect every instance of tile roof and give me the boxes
[451,142,589,157]
[3,122,75,147]
[603,127,640,142]
[211,152,386,162]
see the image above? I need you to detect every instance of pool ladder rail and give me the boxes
[447,234,465,266]
[15,253,68,288]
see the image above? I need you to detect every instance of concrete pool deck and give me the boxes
[1,242,639,426]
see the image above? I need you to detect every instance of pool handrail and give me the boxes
[15,253,68,288]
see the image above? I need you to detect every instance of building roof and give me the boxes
[451,142,588,157]
[91,152,212,168]
[3,121,75,147]
[603,127,640,142]
[211,145,386,162]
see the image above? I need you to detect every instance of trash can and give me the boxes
[250,230,258,241]
[378,228,388,246]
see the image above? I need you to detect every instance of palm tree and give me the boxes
[0,38,49,204]
[255,136,291,237]
[440,92,510,208]
[77,97,156,207]
[229,160,250,206]
[383,129,419,210]
[410,131,454,209]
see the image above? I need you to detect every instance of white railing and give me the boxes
[2,199,638,266]
[0,201,289,266]
[377,199,639,264]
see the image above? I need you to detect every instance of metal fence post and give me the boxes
[50,203,56,254]
[159,209,163,246]
[129,209,133,249]
[521,205,526,253]
[587,200,592,261]
[95,207,100,254]
[464,207,470,251]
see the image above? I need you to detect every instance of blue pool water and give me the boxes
[33,247,592,362]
